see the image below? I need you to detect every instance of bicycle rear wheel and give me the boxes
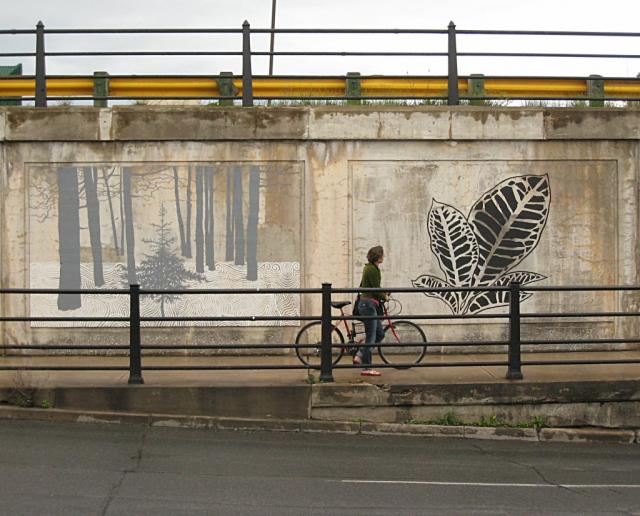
[379,320,427,369]
[295,321,345,367]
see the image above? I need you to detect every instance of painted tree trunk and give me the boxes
[122,167,137,285]
[246,166,260,281]
[185,166,192,258]
[205,166,215,270]
[83,167,105,287]
[233,166,245,266]
[101,168,120,255]
[195,166,204,273]
[57,166,82,310]
[225,168,234,261]
[119,168,125,253]
[172,167,187,256]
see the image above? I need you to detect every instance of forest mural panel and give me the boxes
[29,162,302,327]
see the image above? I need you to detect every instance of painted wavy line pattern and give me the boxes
[30,262,300,328]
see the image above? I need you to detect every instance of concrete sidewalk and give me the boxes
[0,351,638,387]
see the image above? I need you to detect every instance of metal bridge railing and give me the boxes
[1,283,639,384]
[0,21,639,106]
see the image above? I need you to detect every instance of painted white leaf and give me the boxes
[412,274,460,314]
[492,271,547,286]
[428,200,479,287]
[467,290,533,314]
[464,270,545,314]
[469,174,550,286]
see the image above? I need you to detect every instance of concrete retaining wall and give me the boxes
[1,106,639,353]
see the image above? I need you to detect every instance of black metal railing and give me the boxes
[1,283,639,384]
[0,22,639,106]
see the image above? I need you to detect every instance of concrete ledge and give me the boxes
[312,380,640,407]
[112,106,309,140]
[539,427,637,445]
[29,385,312,420]
[308,107,451,140]
[544,109,640,139]
[451,109,544,140]
[3,105,637,142]
[5,108,102,141]
[361,421,466,438]
[463,425,539,441]
[1,406,637,444]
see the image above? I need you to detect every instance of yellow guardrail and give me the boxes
[0,76,639,100]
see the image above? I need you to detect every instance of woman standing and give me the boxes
[354,245,387,376]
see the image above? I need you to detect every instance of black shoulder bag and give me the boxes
[352,281,362,317]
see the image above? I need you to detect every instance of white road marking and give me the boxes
[341,480,640,489]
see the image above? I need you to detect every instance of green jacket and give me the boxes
[360,263,385,302]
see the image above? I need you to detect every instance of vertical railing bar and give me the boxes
[242,20,254,107]
[447,21,459,106]
[35,21,47,107]
[320,282,334,382]
[506,282,523,380]
[128,284,144,384]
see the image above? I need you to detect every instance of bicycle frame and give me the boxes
[335,301,400,346]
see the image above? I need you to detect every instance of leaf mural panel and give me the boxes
[418,174,550,315]
[412,274,461,314]
[428,200,479,287]
[469,174,550,286]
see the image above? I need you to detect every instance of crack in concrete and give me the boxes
[469,441,584,495]
[99,430,146,516]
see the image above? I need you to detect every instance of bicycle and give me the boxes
[294,297,427,369]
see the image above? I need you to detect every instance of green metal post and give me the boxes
[93,71,109,107]
[468,74,485,106]
[346,72,361,105]
[0,64,22,106]
[587,74,604,107]
[218,72,236,106]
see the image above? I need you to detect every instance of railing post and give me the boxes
[93,71,109,108]
[242,20,253,107]
[128,284,144,384]
[447,21,459,106]
[319,282,334,383]
[35,21,47,107]
[506,282,523,380]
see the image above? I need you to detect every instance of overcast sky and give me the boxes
[3,0,640,79]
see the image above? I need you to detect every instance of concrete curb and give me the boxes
[1,405,638,444]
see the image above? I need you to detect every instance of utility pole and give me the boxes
[267,0,276,106]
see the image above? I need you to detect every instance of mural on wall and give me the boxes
[412,174,550,314]
[29,162,302,327]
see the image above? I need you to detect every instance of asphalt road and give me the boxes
[1,420,640,515]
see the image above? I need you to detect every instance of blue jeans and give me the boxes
[357,298,385,367]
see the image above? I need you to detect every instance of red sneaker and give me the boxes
[361,369,381,377]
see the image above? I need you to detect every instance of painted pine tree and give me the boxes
[137,204,204,318]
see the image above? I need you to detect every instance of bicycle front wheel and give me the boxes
[379,320,427,369]
[295,321,345,367]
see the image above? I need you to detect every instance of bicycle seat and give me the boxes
[331,301,351,309]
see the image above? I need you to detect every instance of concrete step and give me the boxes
[2,378,639,428]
